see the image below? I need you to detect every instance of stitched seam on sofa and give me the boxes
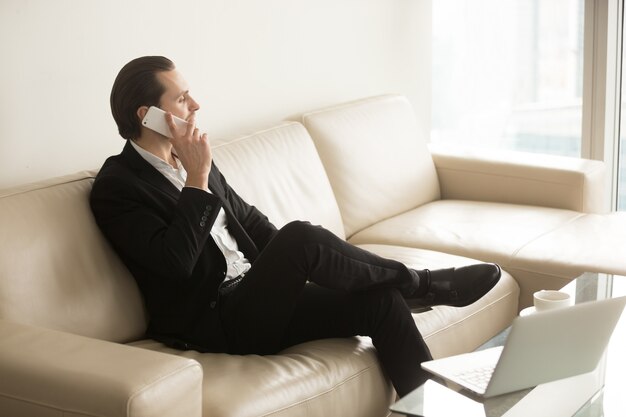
[0,392,101,417]
[509,212,586,261]
[211,121,301,150]
[423,289,517,340]
[346,201,436,239]
[126,361,202,415]
[259,364,379,416]
[0,175,95,200]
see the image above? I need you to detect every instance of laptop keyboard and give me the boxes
[454,365,495,391]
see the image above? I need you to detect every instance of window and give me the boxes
[618,6,626,210]
[432,0,626,211]
[432,0,585,157]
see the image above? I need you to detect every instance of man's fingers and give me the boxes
[164,112,180,139]
[185,113,197,137]
[165,112,175,130]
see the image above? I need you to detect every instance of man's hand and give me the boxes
[166,112,212,191]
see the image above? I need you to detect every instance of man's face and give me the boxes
[156,69,200,122]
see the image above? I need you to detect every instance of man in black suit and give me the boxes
[90,56,501,397]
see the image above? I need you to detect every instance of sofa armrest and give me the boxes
[428,144,608,213]
[0,320,203,417]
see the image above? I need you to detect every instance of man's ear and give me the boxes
[137,106,149,121]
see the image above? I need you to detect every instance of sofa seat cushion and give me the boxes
[355,244,519,358]
[129,337,394,417]
[349,200,583,265]
[129,245,518,416]
[349,200,582,303]
[511,212,626,279]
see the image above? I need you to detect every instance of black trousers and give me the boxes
[219,220,433,397]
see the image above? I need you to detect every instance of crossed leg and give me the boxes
[218,221,431,396]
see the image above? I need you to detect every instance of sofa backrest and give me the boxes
[302,95,440,238]
[0,172,147,343]
[212,122,346,239]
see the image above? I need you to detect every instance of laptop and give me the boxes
[421,295,626,399]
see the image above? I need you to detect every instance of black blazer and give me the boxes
[90,141,278,352]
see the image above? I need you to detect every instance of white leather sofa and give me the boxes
[1,95,623,417]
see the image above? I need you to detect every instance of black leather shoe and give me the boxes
[407,263,501,309]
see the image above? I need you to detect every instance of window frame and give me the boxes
[582,0,623,211]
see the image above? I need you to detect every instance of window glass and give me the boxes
[432,0,585,157]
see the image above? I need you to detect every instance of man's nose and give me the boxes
[189,96,200,112]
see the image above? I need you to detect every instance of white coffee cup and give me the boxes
[533,290,571,312]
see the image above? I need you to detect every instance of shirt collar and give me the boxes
[129,139,188,192]
[130,140,182,171]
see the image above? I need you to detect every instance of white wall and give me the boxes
[0,0,431,189]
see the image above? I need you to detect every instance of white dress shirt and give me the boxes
[130,140,251,280]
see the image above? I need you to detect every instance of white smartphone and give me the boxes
[141,106,189,138]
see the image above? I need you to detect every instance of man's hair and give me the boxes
[110,56,175,140]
